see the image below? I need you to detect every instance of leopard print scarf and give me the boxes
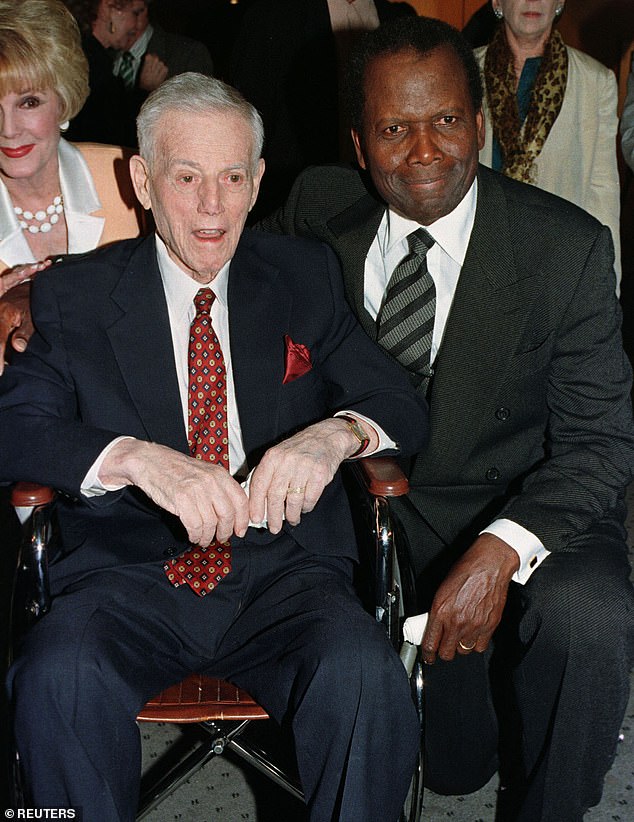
[484,25,568,183]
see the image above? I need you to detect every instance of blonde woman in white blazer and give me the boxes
[0,138,143,273]
[0,0,145,370]
[476,0,621,290]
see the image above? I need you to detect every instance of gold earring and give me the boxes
[109,20,115,34]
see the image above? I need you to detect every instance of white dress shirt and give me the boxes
[365,180,549,585]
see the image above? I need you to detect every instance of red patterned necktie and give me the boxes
[164,288,232,596]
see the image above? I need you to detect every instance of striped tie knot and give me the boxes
[408,227,435,258]
[118,50,136,89]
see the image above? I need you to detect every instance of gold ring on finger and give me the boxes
[287,486,305,495]
[458,639,476,651]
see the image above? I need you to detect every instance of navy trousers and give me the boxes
[8,534,419,822]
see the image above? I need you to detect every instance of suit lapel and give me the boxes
[423,168,543,475]
[227,236,291,458]
[106,237,187,453]
[325,193,385,339]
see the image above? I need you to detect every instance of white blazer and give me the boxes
[476,45,622,290]
[0,139,144,271]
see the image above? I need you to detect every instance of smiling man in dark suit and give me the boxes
[258,16,634,822]
[0,72,428,821]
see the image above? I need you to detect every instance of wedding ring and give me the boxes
[458,639,476,651]
[287,486,305,494]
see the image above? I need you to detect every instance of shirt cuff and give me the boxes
[333,410,398,456]
[480,518,550,585]
[80,436,135,497]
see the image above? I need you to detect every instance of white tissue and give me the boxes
[403,612,429,645]
[240,469,286,529]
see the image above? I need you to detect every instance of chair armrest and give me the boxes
[354,456,409,498]
[11,482,55,508]
[10,482,54,623]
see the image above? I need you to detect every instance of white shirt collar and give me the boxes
[155,233,230,320]
[58,138,102,216]
[130,24,153,60]
[113,24,154,73]
[383,177,478,267]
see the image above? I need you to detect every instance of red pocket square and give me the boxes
[283,334,312,384]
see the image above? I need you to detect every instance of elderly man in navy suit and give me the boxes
[0,72,427,822]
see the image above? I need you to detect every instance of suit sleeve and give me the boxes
[316,245,427,455]
[278,239,429,459]
[254,168,311,237]
[0,276,123,495]
[498,225,634,549]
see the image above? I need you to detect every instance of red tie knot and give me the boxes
[194,288,216,317]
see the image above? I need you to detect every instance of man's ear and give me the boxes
[249,157,265,211]
[351,129,367,171]
[129,155,152,211]
[475,108,486,152]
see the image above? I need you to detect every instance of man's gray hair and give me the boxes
[137,72,264,173]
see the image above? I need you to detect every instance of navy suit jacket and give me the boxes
[0,230,427,589]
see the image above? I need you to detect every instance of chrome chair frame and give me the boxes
[8,456,424,821]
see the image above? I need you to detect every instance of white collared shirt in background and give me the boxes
[327,0,380,32]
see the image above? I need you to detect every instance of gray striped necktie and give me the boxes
[377,227,436,390]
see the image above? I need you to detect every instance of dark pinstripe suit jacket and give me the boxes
[259,164,634,565]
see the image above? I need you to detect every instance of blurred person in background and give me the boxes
[63,0,164,146]
[111,0,214,93]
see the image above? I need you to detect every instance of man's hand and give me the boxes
[0,281,34,375]
[0,261,53,374]
[0,261,50,297]
[138,54,168,92]
[248,417,374,533]
[99,439,249,545]
[421,533,520,664]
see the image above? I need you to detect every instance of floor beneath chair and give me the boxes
[140,693,634,821]
[140,480,634,822]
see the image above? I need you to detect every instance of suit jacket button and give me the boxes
[495,407,510,421]
[163,547,178,557]
[485,467,500,481]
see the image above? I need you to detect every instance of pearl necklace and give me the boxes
[14,195,64,234]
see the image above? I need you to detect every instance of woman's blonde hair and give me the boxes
[0,0,89,122]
